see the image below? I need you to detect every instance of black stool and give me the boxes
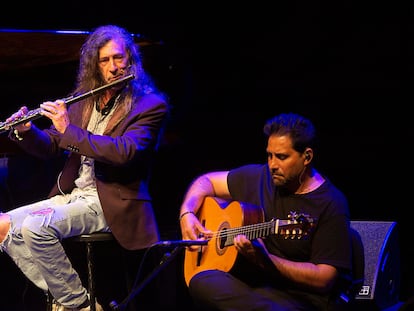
[46,232,115,311]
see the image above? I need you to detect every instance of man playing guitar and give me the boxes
[179,112,353,311]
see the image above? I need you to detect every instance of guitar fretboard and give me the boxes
[216,218,308,247]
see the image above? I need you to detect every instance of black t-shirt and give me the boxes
[227,163,353,308]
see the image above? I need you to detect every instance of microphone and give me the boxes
[157,240,209,247]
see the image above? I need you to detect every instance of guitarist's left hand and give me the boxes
[234,235,269,268]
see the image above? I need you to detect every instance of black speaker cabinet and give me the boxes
[350,221,401,310]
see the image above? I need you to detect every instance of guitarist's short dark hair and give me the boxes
[263,112,317,154]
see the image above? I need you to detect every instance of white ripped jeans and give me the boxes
[0,190,109,308]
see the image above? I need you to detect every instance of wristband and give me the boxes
[179,211,195,221]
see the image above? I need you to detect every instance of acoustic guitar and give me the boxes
[183,196,316,286]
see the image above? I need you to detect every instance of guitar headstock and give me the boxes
[276,211,317,239]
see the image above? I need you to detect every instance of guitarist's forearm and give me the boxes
[179,173,232,243]
[179,172,231,216]
[179,175,217,241]
[180,176,215,216]
[266,254,338,293]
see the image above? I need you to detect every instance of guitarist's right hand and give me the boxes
[180,211,212,252]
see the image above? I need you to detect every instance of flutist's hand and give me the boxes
[40,99,70,134]
[6,106,32,132]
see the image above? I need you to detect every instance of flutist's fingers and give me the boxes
[40,100,66,117]
[4,106,32,133]
[40,100,69,134]
[6,106,29,123]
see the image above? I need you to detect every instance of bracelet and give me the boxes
[179,211,195,221]
[13,129,23,141]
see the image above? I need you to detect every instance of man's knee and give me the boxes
[0,213,11,243]
[189,270,230,299]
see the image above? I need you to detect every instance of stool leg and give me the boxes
[85,241,96,311]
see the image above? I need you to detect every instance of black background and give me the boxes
[0,1,413,309]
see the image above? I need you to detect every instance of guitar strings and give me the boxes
[209,220,306,242]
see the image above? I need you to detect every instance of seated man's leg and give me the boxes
[189,270,290,311]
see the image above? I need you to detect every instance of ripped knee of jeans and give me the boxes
[0,213,11,245]
[29,207,55,227]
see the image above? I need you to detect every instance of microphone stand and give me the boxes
[109,245,184,311]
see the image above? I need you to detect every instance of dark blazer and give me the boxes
[13,92,169,250]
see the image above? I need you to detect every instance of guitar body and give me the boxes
[184,196,264,286]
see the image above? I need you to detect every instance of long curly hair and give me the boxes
[69,25,165,125]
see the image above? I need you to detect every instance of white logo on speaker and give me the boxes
[359,285,371,296]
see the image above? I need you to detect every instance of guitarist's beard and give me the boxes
[271,172,301,193]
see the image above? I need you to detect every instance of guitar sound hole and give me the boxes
[219,228,227,248]
[216,221,230,255]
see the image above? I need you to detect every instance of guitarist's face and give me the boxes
[266,134,307,191]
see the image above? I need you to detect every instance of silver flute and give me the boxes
[0,74,134,134]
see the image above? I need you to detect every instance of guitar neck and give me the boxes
[219,218,308,248]
[220,219,278,247]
